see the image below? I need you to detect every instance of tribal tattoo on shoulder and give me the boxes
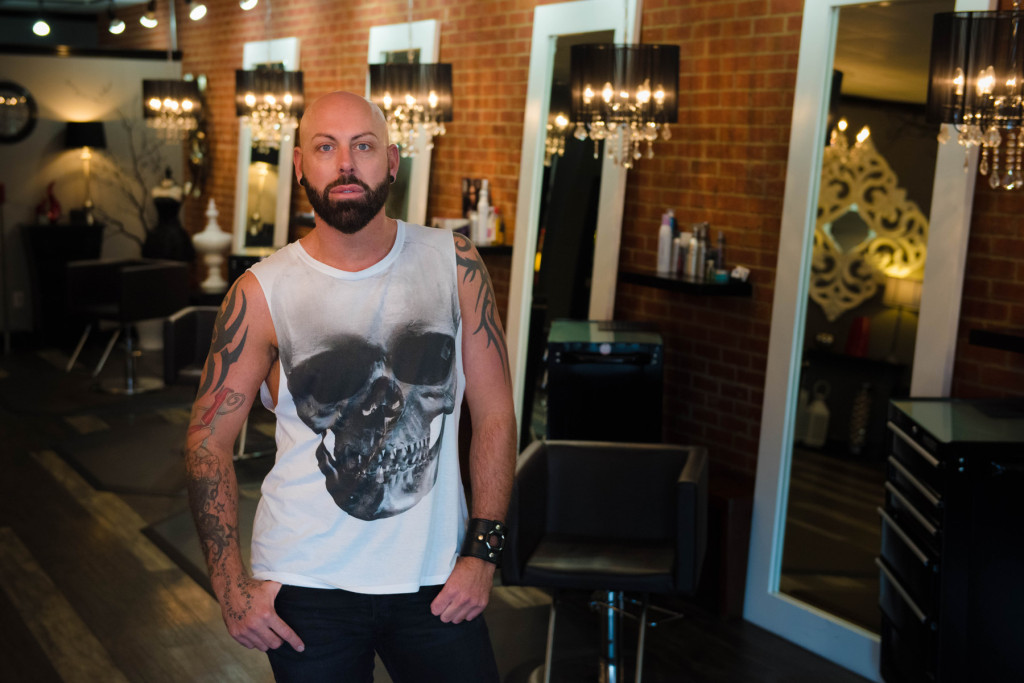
[198,283,249,397]
[454,233,511,384]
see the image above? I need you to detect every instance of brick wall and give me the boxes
[100,0,1024,475]
[950,183,1024,398]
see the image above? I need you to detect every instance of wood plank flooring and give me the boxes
[0,348,874,682]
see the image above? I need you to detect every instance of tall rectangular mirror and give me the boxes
[506,0,640,435]
[233,37,299,256]
[743,0,992,680]
[366,20,440,227]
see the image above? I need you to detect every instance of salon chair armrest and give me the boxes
[674,446,709,594]
[502,439,549,585]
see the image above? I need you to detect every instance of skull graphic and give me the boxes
[286,325,457,521]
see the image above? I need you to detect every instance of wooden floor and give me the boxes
[0,346,873,683]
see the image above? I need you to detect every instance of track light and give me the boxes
[239,0,258,9]
[107,10,125,34]
[186,0,206,21]
[32,19,50,36]
[140,0,158,28]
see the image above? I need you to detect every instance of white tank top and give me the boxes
[248,221,467,593]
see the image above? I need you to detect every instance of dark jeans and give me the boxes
[267,584,500,683]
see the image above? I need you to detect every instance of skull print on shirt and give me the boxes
[277,242,460,522]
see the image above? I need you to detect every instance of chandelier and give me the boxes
[235,65,304,153]
[927,4,1024,190]
[368,62,452,158]
[544,111,569,167]
[142,79,201,141]
[568,43,679,169]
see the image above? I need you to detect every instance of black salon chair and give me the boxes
[65,258,190,394]
[164,304,263,460]
[502,440,708,683]
[163,305,218,386]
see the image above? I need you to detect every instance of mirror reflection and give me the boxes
[520,29,614,446]
[778,0,952,634]
[243,146,280,249]
[233,37,299,256]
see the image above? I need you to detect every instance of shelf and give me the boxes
[476,244,512,256]
[618,268,752,296]
[969,328,1024,355]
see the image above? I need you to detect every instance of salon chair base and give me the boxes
[526,590,683,683]
[98,333,164,395]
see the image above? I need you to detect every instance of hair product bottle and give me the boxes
[476,179,492,245]
[657,210,674,273]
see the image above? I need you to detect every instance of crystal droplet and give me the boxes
[980,151,990,175]
[661,122,671,141]
[937,126,950,144]
[574,123,588,141]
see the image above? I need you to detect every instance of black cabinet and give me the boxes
[880,399,1024,683]
[23,222,104,346]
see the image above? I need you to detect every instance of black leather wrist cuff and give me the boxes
[461,518,506,566]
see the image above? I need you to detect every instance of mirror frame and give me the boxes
[366,19,440,227]
[233,37,300,255]
[743,0,993,679]
[505,0,641,425]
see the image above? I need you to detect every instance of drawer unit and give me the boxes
[880,399,1024,683]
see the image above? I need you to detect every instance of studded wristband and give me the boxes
[461,518,506,566]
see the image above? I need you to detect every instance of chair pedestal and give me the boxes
[99,328,164,395]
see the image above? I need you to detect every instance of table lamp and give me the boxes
[65,121,107,226]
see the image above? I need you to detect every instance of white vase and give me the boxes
[192,198,232,294]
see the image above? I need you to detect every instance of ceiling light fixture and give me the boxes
[927,2,1024,190]
[239,0,258,10]
[367,0,453,158]
[187,0,207,21]
[235,65,304,153]
[140,0,158,28]
[32,0,49,36]
[142,79,202,140]
[107,7,125,34]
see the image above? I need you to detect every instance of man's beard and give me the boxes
[303,173,390,235]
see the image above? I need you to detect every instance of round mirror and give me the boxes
[0,81,38,144]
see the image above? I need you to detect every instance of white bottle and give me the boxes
[685,224,703,278]
[656,210,673,273]
[476,180,492,245]
[804,380,831,449]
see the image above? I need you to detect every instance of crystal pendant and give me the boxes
[980,149,990,175]
[936,126,950,144]
[574,123,588,141]
[661,122,671,141]
[985,125,1002,148]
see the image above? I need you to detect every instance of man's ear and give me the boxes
[293,145,303,184]
[388,143,400,180]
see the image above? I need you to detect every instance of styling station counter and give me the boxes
[879,398,1024,683]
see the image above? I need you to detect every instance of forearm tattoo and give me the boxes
[186,280,252,594]
[186,388,245,572]
[199,284,248,397]
[454,234,511,383]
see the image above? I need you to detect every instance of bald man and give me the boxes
[184,91,516,682]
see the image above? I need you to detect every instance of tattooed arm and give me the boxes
[431,233,517,625]
[184,273,304,653]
